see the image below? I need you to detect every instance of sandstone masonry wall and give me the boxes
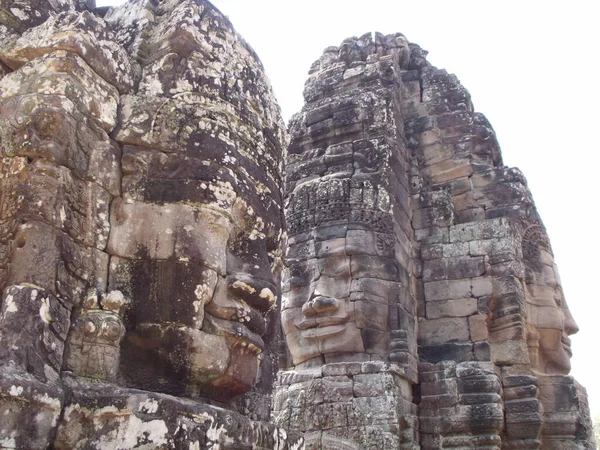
[277,32,594,450]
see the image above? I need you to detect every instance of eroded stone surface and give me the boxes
[54,376,303,450]
[0,3,595,449]
[0,1,299,449]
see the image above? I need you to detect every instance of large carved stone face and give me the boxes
[100,3,286,398]
[523,228,579,374]
[281,231,394,367]
[110,149,283,400]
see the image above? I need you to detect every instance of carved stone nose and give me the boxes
[564,308,579,336]
[302,296,339,316]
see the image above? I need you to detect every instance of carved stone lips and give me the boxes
[203,314,265,354]
[562,336,572,355]
[296,313,349,340]
[296,316,348,330]
[302,324,347,339]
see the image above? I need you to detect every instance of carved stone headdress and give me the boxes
[286,178,394,235]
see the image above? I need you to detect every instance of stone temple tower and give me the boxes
[0,0,595,448]
[273,32,595,450]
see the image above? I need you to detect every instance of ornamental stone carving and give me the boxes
[63,290,128,381]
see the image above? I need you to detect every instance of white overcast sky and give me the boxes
[98,0,600,417]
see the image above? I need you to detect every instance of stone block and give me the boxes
[456,207,486,223]
[0,95,121,195]
[349,396,401,426]
[7,221,109,304]
[107,202,230,274]
[422,159,472,185]
[14,163,112,250]
[421,243,443,260]
[427,298,477,319]
[424,279,471,302]
[412,206,455,229]
[315,238,346,258]
[490,340,530,365]
[282,259,320,292]
[419,393,459,410]
[452,190,475,212]
[322,362,362,377]
[0,51,119,132]
[449,218,510,243]
[0,368,64,450]
[420,378,458,397]
[350,255,398,281]
[417,317,470,345]
[2,11,134,93]
[418,142,453,167]
[0,285,70,381]
[350,278,402,306]
[414,226,450,244]
[415,129,442,147]
[469,314,489,341]
[355,301,389,331]
[314,224,348,241]
[288,239,317,261]
[469,239,493,256]
[423,256,485,281]
[471,277,493,297]
[419,343,473,364]
[320,376,354,403]
[353,372,394,398]
[441,242,470,258]
[54,378,303,449]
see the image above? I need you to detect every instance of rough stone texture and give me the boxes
[0,1,300,448]
[54,375,303,450]
[0,2,595,449]
[276,32,421,448]
[276,32,595,449]
[273,362,417,449]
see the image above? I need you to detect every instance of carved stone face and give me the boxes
[523,229,579,374]
[282,255,362,365]
[111,171,282,400]
[282,232,394,367]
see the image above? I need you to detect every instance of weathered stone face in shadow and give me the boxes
[100,0,286,404]
[0,1,301,449]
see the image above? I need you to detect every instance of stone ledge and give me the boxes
[53,375,303,450]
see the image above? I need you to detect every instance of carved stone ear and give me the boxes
[527,327,541,348]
